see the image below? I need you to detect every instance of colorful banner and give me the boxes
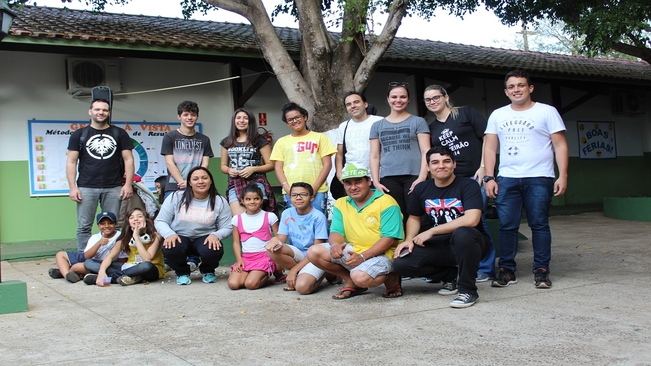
[27,120,202,196]
[577,121,616,159]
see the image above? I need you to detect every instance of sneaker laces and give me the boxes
[455,293,471,302]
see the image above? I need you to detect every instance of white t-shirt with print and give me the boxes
[485,102,566,178]
[335,115,383,171]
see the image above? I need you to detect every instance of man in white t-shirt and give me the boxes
[334,92,383,181]
[483,69,568,289]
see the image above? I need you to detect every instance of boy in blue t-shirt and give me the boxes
[266,182,334,294]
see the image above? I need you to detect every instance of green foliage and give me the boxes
[485,0,651,60]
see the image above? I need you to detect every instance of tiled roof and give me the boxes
[7,5,651,84]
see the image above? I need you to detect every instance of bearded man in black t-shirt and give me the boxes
[393,146,488,308]
[66,99,134,252]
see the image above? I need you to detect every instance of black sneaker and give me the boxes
[65,272,81,283]
[83,274,98,285]
[534,268,552,288]
[438,280,458,295]
[491,268,517,287]
[48,268,63,279]
[450,293,479,308]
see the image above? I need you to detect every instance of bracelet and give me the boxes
[360,253,366,262]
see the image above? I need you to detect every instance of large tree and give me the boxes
[485,0,651,64]
[12,0,484,131]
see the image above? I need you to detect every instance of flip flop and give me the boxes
[273,275,287,284]
[382,284,403,298]
[332,287,368,300]
[283,286,295,291]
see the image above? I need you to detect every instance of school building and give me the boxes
[1,5,650,247]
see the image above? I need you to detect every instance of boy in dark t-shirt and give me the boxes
[161,101,214,197]
[393,146,489,308]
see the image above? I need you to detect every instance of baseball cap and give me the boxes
[341,163,370,180]
[96,211,117,224]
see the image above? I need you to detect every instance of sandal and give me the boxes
[332,287,368,300]
[382,284,403,298]
[273,275,287,284]
[283,286,295,291]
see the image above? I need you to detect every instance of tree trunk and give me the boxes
[207,0,408,131]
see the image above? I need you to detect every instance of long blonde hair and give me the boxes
[425,84,459,119]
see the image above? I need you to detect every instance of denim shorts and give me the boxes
[227,182,267,203]
[66,251,87,266]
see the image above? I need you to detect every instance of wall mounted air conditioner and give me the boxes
[612,92,648,115]
[66,58,122,94]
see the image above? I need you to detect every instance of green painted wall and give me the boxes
[1,154,649,244]
[0,158,280,243]
[563,154,651,205]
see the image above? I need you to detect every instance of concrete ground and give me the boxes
[0,212,650,365]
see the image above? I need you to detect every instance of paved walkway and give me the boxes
[1,212,650,365]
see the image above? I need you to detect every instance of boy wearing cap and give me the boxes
[48,212,123,283]
[307,163,404,299]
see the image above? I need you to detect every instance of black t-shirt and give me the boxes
[219,137,269,177]
[429,106,487,178]
[408,176,486,235]
[67,126,133,188]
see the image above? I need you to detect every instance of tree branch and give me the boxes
[610,42,651,64]
[204,0,314,108]
[354,0,408,90]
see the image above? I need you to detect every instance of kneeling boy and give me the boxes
[266,182,332,294]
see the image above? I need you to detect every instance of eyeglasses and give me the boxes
[286,115,305,124]
[290,192,310,198]
[389,82,409,88]
[424,95,445,104]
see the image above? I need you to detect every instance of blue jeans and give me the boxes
[477,180,496,277]
[283,192,327,215]
[76,187,122,252]
[84,258,122,274]
[495,177,554,273]
[84,258,159,282]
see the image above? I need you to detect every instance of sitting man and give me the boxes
[393,146,489,308]
[307,163,403,299]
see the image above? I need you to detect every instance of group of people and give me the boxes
[50,69,568,309]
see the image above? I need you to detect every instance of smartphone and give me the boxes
[398,247,411,258]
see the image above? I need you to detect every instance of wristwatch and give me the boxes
[483,175,495,183]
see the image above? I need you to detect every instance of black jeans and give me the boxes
[380,175,418,226]
[394,227,488,296]
[162,235,224,276]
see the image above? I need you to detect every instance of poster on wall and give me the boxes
[577,121,616,160]
[27,120,202,197]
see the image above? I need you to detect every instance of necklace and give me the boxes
[177,128,196,137]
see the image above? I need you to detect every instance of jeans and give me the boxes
[84,258,122,274]
[393,227,488,296]
[476,180,496,277]
[283,192,327,215]
[76,187,122,252]
[494,177,554,273]
[162,235,224,276]
[379,175,418,226]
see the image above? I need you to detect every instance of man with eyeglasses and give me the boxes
[307,163,404,299]
[484,69,569,289]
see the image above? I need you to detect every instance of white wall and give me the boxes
[0,51,233,161]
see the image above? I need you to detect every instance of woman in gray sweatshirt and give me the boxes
[155,166,232,285]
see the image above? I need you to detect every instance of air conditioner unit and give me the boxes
[66,58,122,94]
[612,92,648,115]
